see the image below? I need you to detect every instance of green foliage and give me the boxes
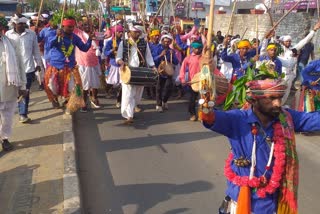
[50,9,81,27]
[27,0,60,11]
[223,61,280,110]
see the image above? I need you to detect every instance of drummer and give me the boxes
[152,34,179,112]
[116,23,156,124]
[179,40,203,121]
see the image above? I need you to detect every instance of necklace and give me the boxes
[61,37,74,63]
[224,122,286,198]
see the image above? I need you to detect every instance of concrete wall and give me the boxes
[214,13,320,50]
[213,14,272,40]
[213,12,319,57]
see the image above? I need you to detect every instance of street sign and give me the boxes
[111,6,131,15]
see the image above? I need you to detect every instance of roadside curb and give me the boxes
[62,113,82,214]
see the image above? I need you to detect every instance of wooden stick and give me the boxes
[226,0,237,36]
[58,0,67,42]
[154,0,167,18]
[206,0,215,56]
[36,0,44,28]
[240,27,248,40]
[170,0,176,25]
[270,0,302,31]
[317,0,320,19]
[263,2,274,26]
[255,15,258,56]
[60,0,67,27]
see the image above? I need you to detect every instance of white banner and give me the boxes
[203,0,231,6]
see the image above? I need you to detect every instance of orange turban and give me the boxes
[237,40,251,49]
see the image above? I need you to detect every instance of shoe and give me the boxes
[91,100,101,109]
[124,117,134,125]
[38,84,44,91]
[52,101,60,109]
[156,105,163,113]
[176,90,184,100]
[116,102,121,108]
[134,106,142,113]
[80,107,88,113]
[65,109,71,115]
[2,139,13,151]
[162,103,169,110]
[19,115,31,123]
[189,115,197,121]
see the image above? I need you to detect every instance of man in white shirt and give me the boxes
[116,24,156,124]
[277,21,320,105]
[0,17,26,151]
[5,14,44,123]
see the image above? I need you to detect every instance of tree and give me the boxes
[79,0,99,13]
[27,0,61,12]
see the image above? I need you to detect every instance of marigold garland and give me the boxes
[224,121,286,198]
[61,37,75,60]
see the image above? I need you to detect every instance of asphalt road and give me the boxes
[74,94,320,214]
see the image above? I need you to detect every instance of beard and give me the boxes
[256,102,282,119]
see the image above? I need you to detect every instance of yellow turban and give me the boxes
[266,43,277,51]
[211,43,215,52]
[237,40,251,49]
[149,29,160,37]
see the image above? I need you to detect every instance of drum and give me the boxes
[120,66,158,86]
[158,61,175,76]
[190,72,230,94]
[190,72,201,92]
[215,76,230,95]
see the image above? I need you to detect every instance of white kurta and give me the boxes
[279,31,316,105]
[0,101,16,139]
[116,39,155,119]
[0,37,23,140]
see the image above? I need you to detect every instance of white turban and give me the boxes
[282,35,292,42]
[160,34,173,41]
[10,14,28,24]
[230,38,240,47]
[129,24,142,32]
[41,14,49,19]
[31,15,44,21]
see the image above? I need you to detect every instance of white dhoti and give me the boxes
[282,74,295,105]
[121,83,144,119]
[106,64,121,85]
[173,64,181,85]
[0,101,17,140]
[229,200,276,214]
[79,64,101,90]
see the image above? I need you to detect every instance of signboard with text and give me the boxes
[175,2,186,17]
[131,0,140,13]
[146,0,158,13]
[192,2,205,11]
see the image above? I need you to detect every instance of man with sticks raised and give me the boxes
[44,15,93,112]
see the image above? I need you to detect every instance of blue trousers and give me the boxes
[18,72,35,116]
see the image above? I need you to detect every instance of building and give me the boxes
[0,0,19,16]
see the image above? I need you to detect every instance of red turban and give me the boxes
[62,19,76,27]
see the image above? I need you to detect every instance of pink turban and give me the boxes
[111,25,124,34]
[246,79,287,99]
